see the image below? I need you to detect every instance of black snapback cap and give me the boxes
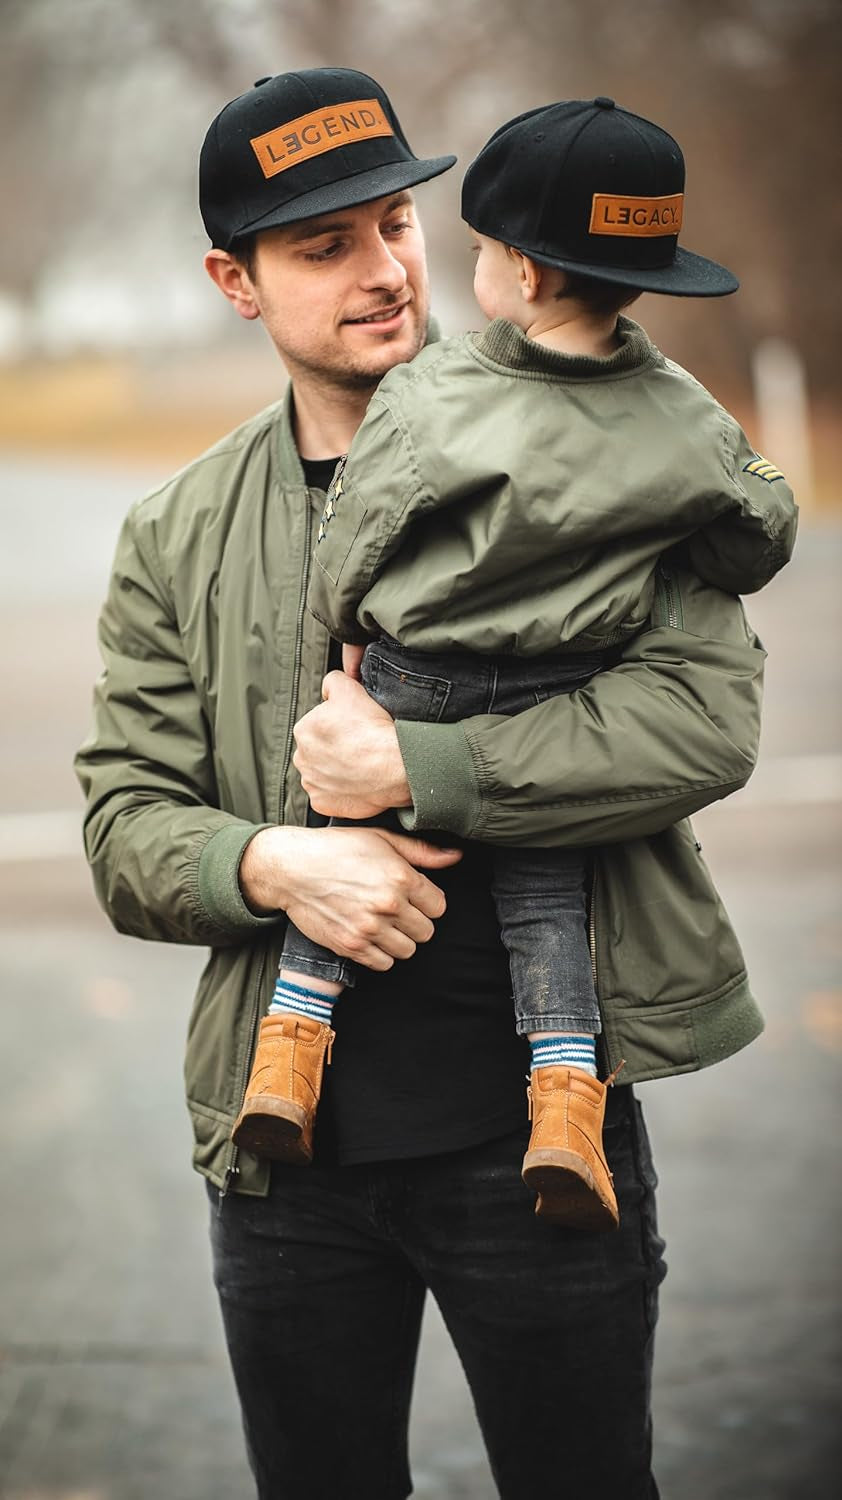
[462,97,738,297]
[200,67,456,249]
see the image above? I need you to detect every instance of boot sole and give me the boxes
[231,1097,312,1164]
[522,1148,619,1232]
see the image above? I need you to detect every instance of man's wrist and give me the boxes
[197,820,283,932]
[377,721,412,809]
[238,826,297,916]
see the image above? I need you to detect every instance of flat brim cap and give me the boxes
[462,99,738,298]
[201,67,456,248]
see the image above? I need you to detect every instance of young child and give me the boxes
[232,96,796,1229]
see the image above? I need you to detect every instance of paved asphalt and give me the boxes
[0,454,839,1498]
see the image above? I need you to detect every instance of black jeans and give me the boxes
[280,639,607,1034]
[209,1086,664,1499]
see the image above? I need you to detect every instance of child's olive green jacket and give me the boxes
[309,317,796,652]
[75,383,789,1197]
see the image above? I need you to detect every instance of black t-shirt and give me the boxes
[300,457,529,1164]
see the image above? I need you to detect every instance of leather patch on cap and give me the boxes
[250,99,393,179]
[589,193,684,237]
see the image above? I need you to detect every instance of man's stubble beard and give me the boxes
[292,322,428,394]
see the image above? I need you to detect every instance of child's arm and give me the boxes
[293,562,766,848]
[681,425,797,594]
[308,394,429,644]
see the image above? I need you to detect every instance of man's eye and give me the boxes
[305,242,342,262]
[384,218,410,236]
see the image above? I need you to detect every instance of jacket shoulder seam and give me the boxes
[129,401,284,517]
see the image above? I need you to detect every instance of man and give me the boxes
[76,68,768,1499]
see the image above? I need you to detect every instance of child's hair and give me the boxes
[555,269,640,316]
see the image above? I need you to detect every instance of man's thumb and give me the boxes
[385,832,463,867]
[320,668,348,702]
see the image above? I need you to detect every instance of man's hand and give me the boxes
[293,670,412,818]
[239,824,461,971]
[341,642,365,681]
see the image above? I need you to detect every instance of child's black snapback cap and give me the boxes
[462,97,738,297]
[200,67,456,250]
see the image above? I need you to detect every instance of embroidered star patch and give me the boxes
[317,455,348,543]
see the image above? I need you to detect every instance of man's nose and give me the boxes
[358,235,408,294]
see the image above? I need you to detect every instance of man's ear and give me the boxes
[204,249,261,321]
[508,247,543,304]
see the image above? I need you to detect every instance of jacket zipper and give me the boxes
[588,867,599,995]
[655,561,683,630]
[279,499,316,788]
[588,867,607,1077]
[221,495,316,1206]
[590,567,683,1081]
[590,870,625,1082]
[218,954,269,1207]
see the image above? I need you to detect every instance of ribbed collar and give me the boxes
[472,314,658,381]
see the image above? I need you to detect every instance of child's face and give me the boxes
[469,232,525,325]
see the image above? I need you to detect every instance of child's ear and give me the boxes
[513,250,542,304]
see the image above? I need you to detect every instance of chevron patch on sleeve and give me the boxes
[743,454,786,482]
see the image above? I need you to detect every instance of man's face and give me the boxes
[244,192,430,390]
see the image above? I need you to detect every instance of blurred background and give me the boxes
[0,1,839,1496]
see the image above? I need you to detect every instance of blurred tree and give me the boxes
[0,0,838,409]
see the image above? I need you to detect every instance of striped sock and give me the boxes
[530,1034,597,1078]
[269,979,336,1027]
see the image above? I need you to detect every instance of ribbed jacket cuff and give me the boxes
[197,822,282,934]
[394,720,483,837]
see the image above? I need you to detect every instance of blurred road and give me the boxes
[0,453,840,1498]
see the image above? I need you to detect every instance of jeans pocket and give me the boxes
[364,651,452,722]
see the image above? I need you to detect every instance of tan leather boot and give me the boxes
[231,1013,334,1164]
[522,1066,619,1231]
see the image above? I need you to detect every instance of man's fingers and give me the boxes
[320,668,357,703]
[390,905,436,947]
[341,642,365,681]
[375,928,419,962]
[377,829,463,870]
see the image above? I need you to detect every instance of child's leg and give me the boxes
[272,916,351,1027]
[234,633,467,1166]
[231,922,354,1164]
[491,846,619,1231]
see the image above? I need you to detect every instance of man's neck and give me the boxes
[290,370,377,460]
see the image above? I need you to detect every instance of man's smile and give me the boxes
[344,298,411,327]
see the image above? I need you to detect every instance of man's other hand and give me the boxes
[293,670,412,818]
[341,642,366,681]
[239,825,462,971]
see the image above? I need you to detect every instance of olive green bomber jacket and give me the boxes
[75,390,772,1196]
[309,317,797,654]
